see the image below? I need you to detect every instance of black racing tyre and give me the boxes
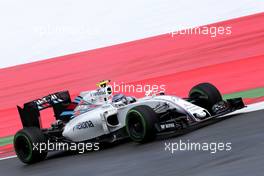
[189,83,223,113]
[125,105,158,143]
[14,127,48,164]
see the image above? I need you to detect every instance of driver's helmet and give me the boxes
[112,94,128,104]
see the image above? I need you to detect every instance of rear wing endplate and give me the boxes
[17,91,71,128]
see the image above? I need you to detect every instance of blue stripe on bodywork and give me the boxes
[73,96,83,103]
[60,111,74,116]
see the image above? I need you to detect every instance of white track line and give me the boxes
[0,155,17,161]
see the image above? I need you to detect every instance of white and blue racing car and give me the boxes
[14,80,245,164]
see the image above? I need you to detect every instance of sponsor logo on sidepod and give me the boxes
[73,121,95,131]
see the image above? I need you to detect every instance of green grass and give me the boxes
[0,136,13,147]
[223,87,264,99]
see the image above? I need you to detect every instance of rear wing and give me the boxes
[17,91,71,128]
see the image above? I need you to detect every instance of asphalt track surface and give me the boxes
[1,109,264,176]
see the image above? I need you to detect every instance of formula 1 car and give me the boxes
[14,80,245,164]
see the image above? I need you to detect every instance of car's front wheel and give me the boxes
[189,82,223,114]
[125,105,158,143]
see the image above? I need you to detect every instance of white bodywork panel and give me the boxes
[62,94,209,142]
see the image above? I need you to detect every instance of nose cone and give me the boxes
[196,110,207,118]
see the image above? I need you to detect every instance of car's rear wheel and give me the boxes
[126,105,158,143]
[189,83,223,113]
[14,127,47,164]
